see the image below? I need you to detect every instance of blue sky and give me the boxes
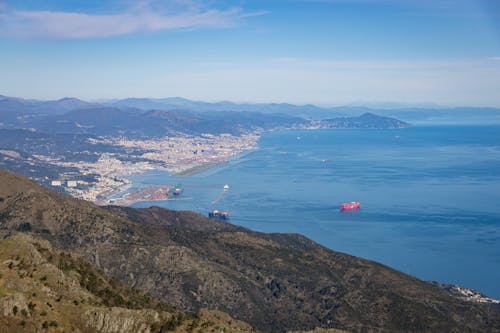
[1,0,500,106]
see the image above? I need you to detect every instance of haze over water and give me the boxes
[131,125,500,298]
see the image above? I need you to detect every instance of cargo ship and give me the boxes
[208,210,230,220]
[170,184,183,196]
[340,201,361,211]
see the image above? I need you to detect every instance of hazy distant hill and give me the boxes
[22,108,307,137]
[0,95,411,137]
[107,97,342,119]
[321,112,409,129]
[2,95,500,127]
[0,95,310,136]
[0,96,97,116]
[324,106,500,124]
[107,97,500,123]
[1,170,499,332]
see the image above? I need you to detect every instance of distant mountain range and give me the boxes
[105,97,500,123]
[2,94,499,126]
[1,169,499,332]
[106,97,341,119]
[0,95,97,116]
[0,95,411,137]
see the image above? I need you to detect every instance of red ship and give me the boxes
[340,201,361,211]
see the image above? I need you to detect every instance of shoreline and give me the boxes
[172,162,225,177]
[102,147,260,205]
[172,148,258,177]
[95,182,133,206]
[109,190,194,207]
[91,134,261,206]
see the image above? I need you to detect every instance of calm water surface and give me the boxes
[130,125,500,298]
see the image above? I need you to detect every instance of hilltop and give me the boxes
[1,170,499,332]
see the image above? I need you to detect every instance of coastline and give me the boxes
[95,181,133,206]
[60,133,261,206]
[104,162,224,206]
[172,148,259,177]
[102,145,260,206]
[172,162,225,177]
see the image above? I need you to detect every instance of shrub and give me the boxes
[28,301,36,311]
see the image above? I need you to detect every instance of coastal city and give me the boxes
[38,133,260,205]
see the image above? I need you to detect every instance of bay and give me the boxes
[130,125,500,298]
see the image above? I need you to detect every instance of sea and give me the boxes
[128,125,500,298]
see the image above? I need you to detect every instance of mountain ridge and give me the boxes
[3,94,499,126]
[0,94,408,137]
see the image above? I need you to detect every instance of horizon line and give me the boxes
[2,93,500,110]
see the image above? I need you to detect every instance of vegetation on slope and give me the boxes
[0,233,257,333]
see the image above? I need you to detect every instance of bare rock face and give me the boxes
[83,307,165,333]
[0,293,29,317]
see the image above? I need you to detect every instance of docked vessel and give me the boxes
[171,184,183,196]
[208,210,230,220]
[340,201,361,211]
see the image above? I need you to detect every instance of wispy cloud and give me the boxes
[298,0,500,17]
[0,1,262,39]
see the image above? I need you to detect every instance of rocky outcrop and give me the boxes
[0,293,29,317]
[83,307,164,333]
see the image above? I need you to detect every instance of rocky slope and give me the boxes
[0,233,256,333]
[1,170,500,332]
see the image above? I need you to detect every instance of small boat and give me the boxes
[223,184,230,191]
[208,210,230,220]
[340,201,360,211]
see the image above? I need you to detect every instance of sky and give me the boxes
[0,0,500,106]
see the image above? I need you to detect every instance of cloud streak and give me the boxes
[0,2,259,39]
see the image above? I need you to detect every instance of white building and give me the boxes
[51,180,62,186]
[67,181,78,188]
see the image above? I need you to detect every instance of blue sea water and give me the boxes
[129,125,500,298]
